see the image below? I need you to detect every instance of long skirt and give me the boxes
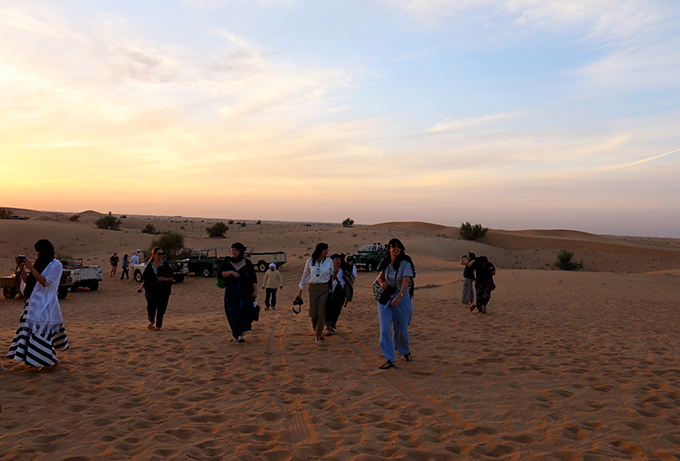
[7,304,69,367]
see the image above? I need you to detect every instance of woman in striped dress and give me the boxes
[7,239,69,372]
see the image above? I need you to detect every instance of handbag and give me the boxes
[216,276,226,289]
[372,277,383,300]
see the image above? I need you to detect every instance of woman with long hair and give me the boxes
[376,238,415,369]
[7,239,68,372]
[218,242,258,343]
[296,242,333,343]
[142,246,174,330]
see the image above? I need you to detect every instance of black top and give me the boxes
[143,261,173,296]
[218,258,257,297]
[471,258,495,287]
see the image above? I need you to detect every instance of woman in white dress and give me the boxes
[7,239,68,372]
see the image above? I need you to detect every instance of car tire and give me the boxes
[3,286,17,299]
[70,284,78,292]
[134,270,143,283]
[258,262,267,272]
[89,281,99,291]
[174,275,184,283]
[58,287,68,299]
[202,268,212,278]
[366,262,374,272]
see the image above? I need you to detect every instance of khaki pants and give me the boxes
[308,283,329,337]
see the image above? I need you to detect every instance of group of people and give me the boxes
[4,236,422,373]
[459,252,496,314]
[110,251,140,280]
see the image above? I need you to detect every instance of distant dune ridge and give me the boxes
[1,209,680,459]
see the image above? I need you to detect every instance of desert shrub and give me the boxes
[554,250,583,271]
[228,220,234,225]
[459,222,488,241]
[0,208,13,219]
[256,220,261,225]
[142,224,157,234]
[206,222,228,238]
[95,212,122,230]
[240,222,246,228]
[342,217,354,228]
[151,232,185,260]
[69,214,80,222]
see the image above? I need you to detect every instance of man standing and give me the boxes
[109,252,119,277]
[130,251,139,267]
[262,263,283,310]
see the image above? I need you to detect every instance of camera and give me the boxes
[16,255,26,263]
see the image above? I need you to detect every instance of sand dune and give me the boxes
[2,211,680,459]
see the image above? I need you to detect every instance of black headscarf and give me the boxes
[24,239,56,298]
[231,242,246,262]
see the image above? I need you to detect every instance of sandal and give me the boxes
[379,360,396,370]
[402,353,413,362]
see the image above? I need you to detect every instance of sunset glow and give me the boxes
[1,1,679,236]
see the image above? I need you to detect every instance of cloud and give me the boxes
[428,113,522,133]
[387,0,674,44]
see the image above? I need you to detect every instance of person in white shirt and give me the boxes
[129,251,140,267]
[296,242,333,343]
[262,263,283,310]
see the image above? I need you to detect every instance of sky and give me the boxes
[1,0,679,237]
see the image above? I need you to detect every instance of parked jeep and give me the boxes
[61,259,104,293]
[347,244,386,272]
[246,247,287,272]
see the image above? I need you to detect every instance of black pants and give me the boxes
[120,267,129,279]
[475,284,491,312]
[265,288,278,308]
[147,293,170,328]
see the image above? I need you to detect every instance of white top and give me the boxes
[299,257,333,291]
[332,268,346,291]
[130,254,139,266]
[26,259,65,332]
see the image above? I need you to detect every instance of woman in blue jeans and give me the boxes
[377,238,415,369]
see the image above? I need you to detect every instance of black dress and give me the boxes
[218,258,257,339]
[143,261,173,328]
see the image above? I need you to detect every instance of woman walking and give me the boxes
[324,254,346,336]
[296,243,333,343]
[218,243,258,343]
[142,247,174,330]
[7,239,68,372]
[376,238,414,369]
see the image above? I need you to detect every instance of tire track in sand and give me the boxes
[263,317,317,446]
[339,324,504,451]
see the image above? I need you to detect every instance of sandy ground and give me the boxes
[1,211,680,460]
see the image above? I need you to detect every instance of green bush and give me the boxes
[95,212,122,230]
[0,208,13,219]
[151,232,185,260]
[554,250,583,271]
[240,222,246,228]
[69,214,80,222]
[459,222,488,241]
[342,217,354,227]
[206,222,228,238]
[142,224,157,234]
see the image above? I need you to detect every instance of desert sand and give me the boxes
[2,211,680,460]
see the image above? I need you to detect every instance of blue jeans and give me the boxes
[378,291,412,362]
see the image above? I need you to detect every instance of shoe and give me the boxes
[237,337,245,343]
[315,339,322,343]
[379,360,396,369]
[264,307,270,310]
[147,323,156,330]
[402,353,413,362]
[469,303,476,312]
